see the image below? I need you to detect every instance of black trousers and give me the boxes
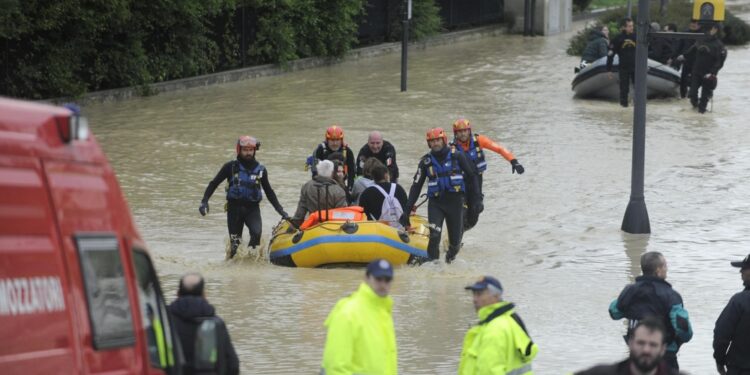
[680,62,693,98]
[427,193,465,262]
[463,174,483,231]
[226,203,262,256]
[663,351,679,372]
[619,68,635,106]
[727,367,750,375]
[689,71,713,112]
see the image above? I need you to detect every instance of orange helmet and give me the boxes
[325,125,344,141]
[452,118,471,133]
[425,127,448,146]
[236,135,259,155]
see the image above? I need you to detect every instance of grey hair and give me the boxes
[317,160,335,178]
[487,283,503,298]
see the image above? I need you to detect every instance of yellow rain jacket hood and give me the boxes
[458,301,538,375]
[321,282,397,375]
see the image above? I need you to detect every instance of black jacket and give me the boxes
[609,276,693,353]
[607,32,637,71]
[714,282,750,369]
[671,27,701,68]
[359,182,408,221]
[690,34,727,76]
[313,142,356,188]
[356,140,399,182]
[574,359,683,375]
[202,158,285,213]
[168,296,239,375]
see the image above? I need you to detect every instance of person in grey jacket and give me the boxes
[580,25,610,68]
[291,160,348,226]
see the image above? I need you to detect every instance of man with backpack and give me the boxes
[359,163,407,229]
[168,273,239,375]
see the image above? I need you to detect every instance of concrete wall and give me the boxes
[506,0,572,35]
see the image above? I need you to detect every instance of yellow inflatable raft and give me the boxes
[268,207,430,268]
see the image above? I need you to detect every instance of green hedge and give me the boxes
[567,0,750,56]
[1,0,444,99]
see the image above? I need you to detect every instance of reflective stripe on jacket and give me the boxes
[321,283,397,375]
[426,151,465,197]
[226,161,264,202]
[459,301,538,375]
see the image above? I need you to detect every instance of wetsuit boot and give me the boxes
[445,244,462,264]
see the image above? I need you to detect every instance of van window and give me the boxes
[133,249,179,370]
[75,235,135,350]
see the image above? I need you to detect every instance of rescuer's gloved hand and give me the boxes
[511,159,525,174]
[280,210,290,220]
[199,201,209,216]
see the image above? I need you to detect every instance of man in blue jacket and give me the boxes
[609,251,693,371]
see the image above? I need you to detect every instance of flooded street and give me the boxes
[85,14,750,374]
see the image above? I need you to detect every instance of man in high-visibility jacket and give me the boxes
[459,276,538,375]
[321,259,398,375]
[451,119,524,231]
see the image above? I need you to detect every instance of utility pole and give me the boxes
[401,0,411,92]
[621,0,651,234]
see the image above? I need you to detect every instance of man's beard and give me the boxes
[630,350,661,373]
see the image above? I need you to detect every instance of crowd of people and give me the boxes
[165,251,750,374]
[199,120,524,263]
[579,18,727,113]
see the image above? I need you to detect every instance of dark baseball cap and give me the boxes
[366,259,394,278]
[730,254,750,269]
[465,276,503,291]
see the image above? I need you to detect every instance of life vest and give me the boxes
[300,206,365,230]
[454,134,487,173]
[425,150,465,197]
[226,161,264,202]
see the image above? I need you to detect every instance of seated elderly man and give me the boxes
[292,159,348,226]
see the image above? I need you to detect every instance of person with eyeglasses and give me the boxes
[199,135,288,259]
[321,259,397,375]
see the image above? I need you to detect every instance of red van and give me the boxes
[0,97,185,374]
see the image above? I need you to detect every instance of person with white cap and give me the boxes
[321,259,397,375]
[459,276,538,375]
[713,254,750,375]
[199,136,288,259]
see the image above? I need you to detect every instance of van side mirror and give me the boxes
[194,317,228,374]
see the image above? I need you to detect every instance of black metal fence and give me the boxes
[436,0,504,29]
[357,0,505,44]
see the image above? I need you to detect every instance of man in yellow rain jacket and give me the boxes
[321,259,398,375]
[459,276,538,375]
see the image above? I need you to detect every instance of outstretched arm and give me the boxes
[260,169,287,217]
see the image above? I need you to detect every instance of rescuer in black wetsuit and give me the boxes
[356,131,399,183]
[199,136,288,259]
[309,125,356,190]
[607,18,637,108]
[687,23,727,114]
[668,20,701,99]
[401,128,481,263]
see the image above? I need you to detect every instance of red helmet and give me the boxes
[325,125,344,141]
[452,118,471,133]
[236,135,259,155]
[425,127,448,146]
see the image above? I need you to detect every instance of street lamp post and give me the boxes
[621,0,651,234]
[401,0,412,92]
